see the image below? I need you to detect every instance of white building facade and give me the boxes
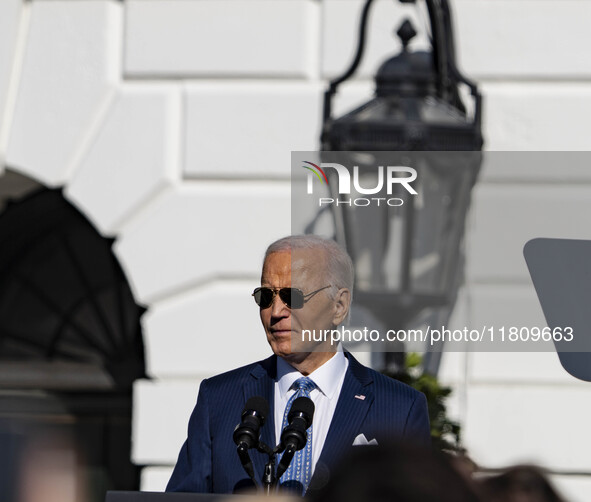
[1,1,591,500]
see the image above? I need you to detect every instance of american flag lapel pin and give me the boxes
[354,394,366,400]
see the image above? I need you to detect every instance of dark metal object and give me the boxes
[524,238,591,382]
[0,188,146,389]
[322,0,482,151]
[320,0,483,374]
[0,187,146,499]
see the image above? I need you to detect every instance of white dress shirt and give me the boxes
[274,350,349,474]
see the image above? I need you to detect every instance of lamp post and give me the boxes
[320,0,483,374]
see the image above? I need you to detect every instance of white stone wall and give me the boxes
[1,1,591,500]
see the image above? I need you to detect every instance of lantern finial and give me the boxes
[397,19,416,50]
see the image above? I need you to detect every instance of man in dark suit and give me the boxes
[166,235,430,495]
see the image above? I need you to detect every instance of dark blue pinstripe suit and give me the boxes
[166,352,430,494]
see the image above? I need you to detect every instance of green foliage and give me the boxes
[383,353,462,452]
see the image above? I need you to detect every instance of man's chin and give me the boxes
[269,339,306,361]
[278,351,306,363]
[272,340,334,359]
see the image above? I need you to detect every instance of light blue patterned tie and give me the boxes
[279,377,316,494]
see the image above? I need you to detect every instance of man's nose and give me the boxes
[270,293,289,317]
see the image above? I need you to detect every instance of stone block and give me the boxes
[114,183,291,303]
[0,0,23,159]
[125,0,314,77]
[140,467,174,491]
[551,475,591,502]
[454,1,591,78]
[469,284,546,334]
[463,385,591,471]
[468,352,583,386]
[66,85,179,234]
[481,84,591,152]
[143,280,271,379]
[6,0,118,185]
[132,379,202,465]
[184,83,322,178]
[467,185,591,282]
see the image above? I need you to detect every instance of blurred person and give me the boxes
[17,431,87,502]
[447,449,480,482]
[166,235,430,495]
[478,465,567,502]
[308,441,482,502]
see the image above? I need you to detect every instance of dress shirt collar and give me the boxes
[276,349,348,400]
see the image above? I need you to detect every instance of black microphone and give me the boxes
[276,396,315,479]
[233,396,269,484]
[233,396,269,448]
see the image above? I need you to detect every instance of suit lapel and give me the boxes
[242,356,276,477]
[312,353,374,486]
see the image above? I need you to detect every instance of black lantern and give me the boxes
[320,0,483,372]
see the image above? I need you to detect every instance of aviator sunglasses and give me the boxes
[252,285,331,309]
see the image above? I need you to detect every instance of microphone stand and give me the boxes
[262,441,301,493]
[236,443,260,490]
[274,443,294,480]
[236,397,313,495]
[256,441,277,494]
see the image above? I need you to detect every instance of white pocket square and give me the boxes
[352,433,378,446]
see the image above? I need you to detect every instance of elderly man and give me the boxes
[166,235,430,495]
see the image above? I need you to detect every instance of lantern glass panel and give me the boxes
[314,151,479,303]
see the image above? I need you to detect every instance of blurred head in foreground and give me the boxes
[308,442,482,502]
[478,465,566,502]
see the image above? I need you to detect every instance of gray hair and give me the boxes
[264,235,354,299]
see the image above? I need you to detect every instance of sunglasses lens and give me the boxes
[253,288,272,308]
[284,288,304,309]
[254,288,305,309]
[276,288,290,309]
[253,289,261,306]
[254,288,275,309]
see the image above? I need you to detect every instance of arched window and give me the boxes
[0,171,146,502]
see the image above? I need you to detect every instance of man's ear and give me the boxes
[332,288,351,326]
